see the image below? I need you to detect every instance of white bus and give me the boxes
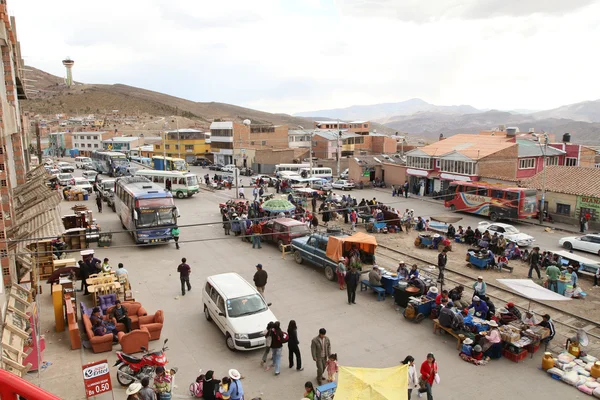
[275,163,310,176]
[134,170,200,199]
[299,167,333,180]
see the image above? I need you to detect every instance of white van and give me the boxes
[203,272,277,351]
[75,156,92,169]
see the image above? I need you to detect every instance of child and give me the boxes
[460,338,473,356]
[304,381,315,400]
[189,371,205,398]
[326,353,339,382]
[217,377,231,399]
[471,345,483,360]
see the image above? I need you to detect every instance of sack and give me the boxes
[434,373,441,384]
[189,382,203,398]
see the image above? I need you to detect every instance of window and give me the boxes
[185,145,194,151]
[211,129,233,137]
[519,158,535,169]
[87,144,92,148]
[155,145,161,150]
[407,156,432,169]
[86,136,91,140]
[492,190,504,199]
[435,159,440,168]
[477,187,488,196]
[545,157,559,166]
[355,137,364,144]
[94,144,98,148]
[175,145,179,150]
[261,141,266,145]
[0,163,4,171]
[556,203,571,215]
[1,180,7,187]
[165,144,170,150]
[439,159,475,175]
[0,231,4,239]
[0,249,7,258]
[566,157,578,166]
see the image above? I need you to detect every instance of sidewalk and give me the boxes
[371,187,582,235]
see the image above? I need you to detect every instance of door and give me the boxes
[578,236,595,252]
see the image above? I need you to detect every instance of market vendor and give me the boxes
[500,302,521,325]
[537,314,556,346]
[480,320,502,359]
[460,338,474,356]
[408,264,419,280]
[408,276,426,296]
[469,296,489,319]
[397,262,409,279]
[566,266,578,287]
[415,217,425,231]
[435,289,449,306]
[438,302,455,328]
[522,310,538,326]
[449,285,469,309]
[368,266,383,287]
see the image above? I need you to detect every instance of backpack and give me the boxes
[189,381,203,398]
[281,331,289,344]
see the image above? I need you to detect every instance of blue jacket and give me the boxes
[469,301,489,318]
[222,379,244,400]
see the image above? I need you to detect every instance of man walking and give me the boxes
[177,257,191,296]
[403,180,409,198]
[253,264,268,296]
[345,265,360,305]
[95,193,103,213]
[528,247,541,279]
[437,248,448,284]
[171,225,180,249]
[251,221,263,249]
[311,195,317,213]
[311,328,331,385]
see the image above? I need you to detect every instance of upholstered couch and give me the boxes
[117,327,150,354]
[105,302,148,331]
[139,310,164,341]
[82,314,114,353]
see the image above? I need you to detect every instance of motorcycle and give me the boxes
[114,338,169,386]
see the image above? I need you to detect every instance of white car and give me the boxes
[203,272,276,352]
[559,234,600,256]
[221,164,236,173]
[312,180,332,191]
[57,173,74,186]
[331,179,355,191]
[478,221,535,247]
[71,177,93,193]
[57,161,74,173]
[82,170,98,184]
[340,168,349,180]
[75,156,92,168]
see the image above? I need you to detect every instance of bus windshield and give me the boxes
[137,207,175,227]
[186,175,199,186]
[173,160,187,171]
[138,198,173,208]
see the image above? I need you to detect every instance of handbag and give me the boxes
[434,373,441,384]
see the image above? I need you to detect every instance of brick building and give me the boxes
[313,120,371,135]
[312,130,396,159]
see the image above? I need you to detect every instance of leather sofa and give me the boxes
[82,314,113,353]
[105,301,147,331]
[117,327,150,354]
[139,310,164,341]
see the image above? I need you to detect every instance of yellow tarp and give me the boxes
[335,364,408,400]
[325,232,378,262]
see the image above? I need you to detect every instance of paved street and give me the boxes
[30,167,578,399]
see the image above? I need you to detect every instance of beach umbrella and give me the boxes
[261,198,296,213]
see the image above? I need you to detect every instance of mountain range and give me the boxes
[296,99,600,144]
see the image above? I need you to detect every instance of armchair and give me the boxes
[117,327,150,354]
[106,301,147,331]
[139,310,164,341]
[82,314,113,353]
[98,294,117,315]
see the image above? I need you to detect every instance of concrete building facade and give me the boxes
[154,129,210,162]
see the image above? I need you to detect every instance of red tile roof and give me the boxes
[522,166,600,197]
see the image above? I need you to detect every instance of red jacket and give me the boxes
[420,361,437,385]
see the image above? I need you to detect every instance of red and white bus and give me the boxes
[444,181,538,221]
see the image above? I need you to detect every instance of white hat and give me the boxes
[463,338,473,345]
[488,320,498,327]
[477,276,483,280]
[434,234,440,238]
[399,261,405,264]
[339,257,346,261]
[473,296,480,301]
[126,382,142,395]
[429,287,438,294]
[229,369,241,380]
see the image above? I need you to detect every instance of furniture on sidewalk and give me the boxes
[117,327,150,354]
[105,302,147,331]
[98,294,117,315]
[432,319,463,350]
[82,314,113,354]
[360,280,386,301]
[139,310,164,341]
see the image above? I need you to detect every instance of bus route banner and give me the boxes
[82,360,113,398]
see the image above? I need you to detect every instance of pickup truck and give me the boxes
[291,233,348,281]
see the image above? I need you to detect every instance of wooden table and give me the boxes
[87,282,121,294]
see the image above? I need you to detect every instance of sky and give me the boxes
[9,0,600,114]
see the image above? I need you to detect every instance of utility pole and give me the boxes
[309,130,313,178]
[539,133,549,224]
[337,130,342,178]
[35,122,42,163]
[162,130,167,171]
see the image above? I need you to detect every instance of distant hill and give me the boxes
[532,99,600,123]
[295,98,481,121]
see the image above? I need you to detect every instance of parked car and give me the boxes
[260,218,311,251]
[71,177,93,194]
[239,167,254,176]
[99,179,116,201]
[82,170,98,184]
[209,163,224,171]
[331,179,355,191]
[191,157,212,166]
[49,168,60,176]
[105,188,116,211]
[340,168,349,180]
[477,221,535,247]
[75,156,92,168]
[221,164,236,173]
[203,272,277,351]
[559,234,600,256]
[57,173,74,186]
[312,179,332,191]
[57,162,74,173]
[252,175,276,187]
[83,161,95,170]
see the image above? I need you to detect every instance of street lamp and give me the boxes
[539,133,549,224]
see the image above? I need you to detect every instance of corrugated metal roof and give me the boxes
[517,140,565,157]
[210,121,233,129]
[103,136,140,142]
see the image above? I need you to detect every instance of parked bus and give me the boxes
[91,151,129,177]
[152,156,188,172]
[444,181,537,221]
[129,156,152,167]
[299,167,333,180]
[134,170,200,198]
[275,163,310,176]
[114,176,179,245]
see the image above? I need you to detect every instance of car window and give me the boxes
[503,226,518,234]
[217,296,226,314]
[591,237,600,244]
[581,236,592,242]
[226,294,267,318]
[487,225,496,232]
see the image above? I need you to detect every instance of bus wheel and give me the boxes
[490,212,499,222]
[176,191,185,199]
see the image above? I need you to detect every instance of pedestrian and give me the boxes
[139,377,156,400]
[222,213,231,235]
[177,257,191,296]
[253,263,268,296]
[253,186,259,201]
[437,249,447,284]
[336,257,346,290]
[402,356,419,399]
[345,265,360,305]
[311,195,317,213]
[310,328,331,385]
[325,353,338,382]
[418,353,438,400]
[594,266,600,287]
[251,222,263,249]
[171,225,180,249]
[261,322,274,367]
[78,260,90,295]
[310,214,319,232]
[95,193,103,213]
[472,276,486,297]
[391,185,396,197]
[115,262,129,278]
[350,209,357,232]
[403,180,409,198]
[580,215,587,233]
[528,246,541,279]
[126,382,142,400]
[287,320,303,371]
[266,321,284,376]
[545,263,561,293]
[220,369,244,400]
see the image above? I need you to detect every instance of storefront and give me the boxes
[576,196,600,223]
[406,168,434,196]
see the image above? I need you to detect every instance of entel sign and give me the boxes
[82,360,113,398]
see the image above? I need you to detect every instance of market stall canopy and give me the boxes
[335,364,408,400]
[430,215,462,224]
[261,198,296,213]
[326,232,377,261]
[497,279,572,301]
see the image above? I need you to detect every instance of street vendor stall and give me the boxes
[326,232,377,267]
[334,364,408,400]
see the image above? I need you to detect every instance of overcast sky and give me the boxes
[9,0,600,114]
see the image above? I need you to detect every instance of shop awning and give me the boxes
[430,215,462,224]
[496,279,571,302]
[326,232,377,261]
[335,364,408,400]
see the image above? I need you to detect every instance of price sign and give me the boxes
[82,360,113,398]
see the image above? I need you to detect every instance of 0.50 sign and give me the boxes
[82,360,113,398]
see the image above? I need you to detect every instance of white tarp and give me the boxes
[496,279,572,301]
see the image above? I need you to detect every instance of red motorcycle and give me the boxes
[114,338,169,386]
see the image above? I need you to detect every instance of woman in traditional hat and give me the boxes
[221,369,244,400]
[126,382,142,400]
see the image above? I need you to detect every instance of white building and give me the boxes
[288,130,312,149]
[73,131,107,156]
[102,136,140,152]
[210,121,234,165]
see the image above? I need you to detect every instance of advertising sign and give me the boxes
[82,360,113,398]
[577,196,600,221]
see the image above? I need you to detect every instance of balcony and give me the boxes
[210,136,233,143]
